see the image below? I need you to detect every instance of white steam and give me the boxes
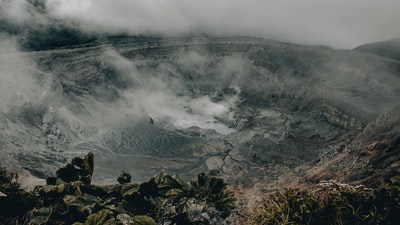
[0,36,40,112]
[103,49,237,134]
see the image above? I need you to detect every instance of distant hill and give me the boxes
[354,38,400,61]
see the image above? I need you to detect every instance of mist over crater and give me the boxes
[0,35,399,185]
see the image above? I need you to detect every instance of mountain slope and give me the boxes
[354,38,400,62]
[0,36,399,187]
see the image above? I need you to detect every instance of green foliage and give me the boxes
[390,169,400,185]
[40,180,83,197]
[73,209,115,225]
[118,171,237,223]
[0,153,236,225]
[131,215,157,225]
[248,181,400,225]
[391,176,400,185]
[2,151,400,224]
[23,207,53,225]
[191,173,237,212]
[63,194,96,214]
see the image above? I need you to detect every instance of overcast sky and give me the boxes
[4,0,400,48]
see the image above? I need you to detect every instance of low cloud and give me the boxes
[1,0,400,48]
[41,0,400,48]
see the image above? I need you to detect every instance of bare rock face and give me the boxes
[0,36,399,189]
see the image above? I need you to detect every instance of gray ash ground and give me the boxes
[0,36,399,188]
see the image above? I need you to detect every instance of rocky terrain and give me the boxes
[0,35,399,223]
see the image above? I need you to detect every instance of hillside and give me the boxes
[0,36,399,224]
[354,38,400,62]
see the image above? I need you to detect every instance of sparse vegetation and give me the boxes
[247,180,400,225]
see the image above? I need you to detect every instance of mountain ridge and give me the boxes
[354,38,400,62]
[0,36,399,188]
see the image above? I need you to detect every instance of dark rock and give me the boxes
[56,152,94,185]
[117,171,132,184]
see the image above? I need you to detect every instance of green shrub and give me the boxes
[0,153,236,225]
